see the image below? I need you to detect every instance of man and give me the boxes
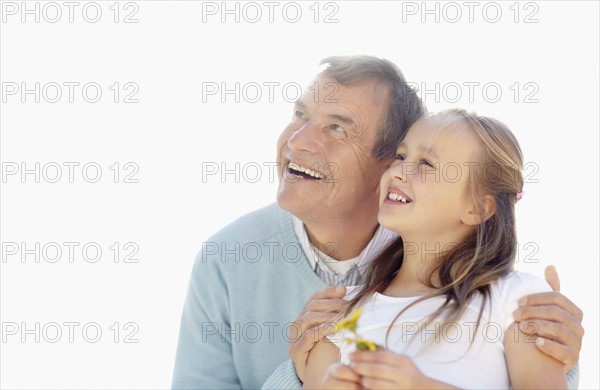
[172,56,583,389]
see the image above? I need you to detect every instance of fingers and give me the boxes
[535,337,579,372]
[289,287,349,383]
[289,322,338,382]
[513,303,584,340]
[294,286,349,334]
[291,321,338,347]
[517,319,581,352]
[517,291,583,322]
[515,317,583,371]
[544,265,560,292]
[295,310,341,334]
[322,364,362,390]
[349,352,422,389]
[512,298,585,373]
[311,285,347,301]
[329,363,361,382]
[360,377,395,389]
[351,361,398,383]
[514,304,578,328]
[305,298,349,315]
[350,350,401,365]
[349,351,409,375]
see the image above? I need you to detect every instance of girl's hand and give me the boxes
[321,363,362,390]
[348,351,457,389]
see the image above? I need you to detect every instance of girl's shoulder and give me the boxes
[486,271,553,330]
[490,271,552,301]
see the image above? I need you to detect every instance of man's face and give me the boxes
[276,74,391,225]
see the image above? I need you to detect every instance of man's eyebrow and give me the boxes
[294,100,306,109]
[293,100,355,127]
[327,113,355,126]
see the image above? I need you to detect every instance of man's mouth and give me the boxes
[386,191,413,203]
[286,161,325,180]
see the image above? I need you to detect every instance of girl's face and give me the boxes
[378,117,483,241]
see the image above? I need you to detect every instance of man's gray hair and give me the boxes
[320,55,426,159]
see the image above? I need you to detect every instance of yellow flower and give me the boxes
[356,340,380,351]
[334,307,384,351]
[334,307,363,333]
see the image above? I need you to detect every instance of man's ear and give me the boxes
[462,194,496,226]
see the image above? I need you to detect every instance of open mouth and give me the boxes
[286,161,325,180]
[387,192,413,203]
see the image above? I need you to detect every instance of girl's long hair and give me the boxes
[345,109,525,347]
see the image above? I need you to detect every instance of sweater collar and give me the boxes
[291,215,398,274]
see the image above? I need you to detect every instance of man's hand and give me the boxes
[290,285,348,383]
[513,265,584,371]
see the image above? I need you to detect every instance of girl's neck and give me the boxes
[383,234,465,298]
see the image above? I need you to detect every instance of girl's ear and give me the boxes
[462,195,497,226]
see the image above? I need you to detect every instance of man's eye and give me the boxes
[294,110,306,119]
[329,124,345,132]
[395,154,406,161]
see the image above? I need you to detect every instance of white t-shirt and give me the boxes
[329,272,552,389]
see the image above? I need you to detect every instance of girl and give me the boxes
[302,109,567,389]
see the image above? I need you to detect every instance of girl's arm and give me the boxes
[302,339,360,389]
[505,322,568,389]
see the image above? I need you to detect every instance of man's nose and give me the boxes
[287,121,322,153]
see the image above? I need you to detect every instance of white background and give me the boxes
[1,0,598,388]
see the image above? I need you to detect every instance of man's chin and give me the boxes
[276,192,317,219]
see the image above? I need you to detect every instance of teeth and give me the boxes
[388,192,410,203]
[288,161,323,179]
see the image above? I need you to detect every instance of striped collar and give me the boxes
[291,215,398,275]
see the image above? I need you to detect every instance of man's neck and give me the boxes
[304,219,379,260]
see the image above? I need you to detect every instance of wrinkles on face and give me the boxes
[276,74,390,225]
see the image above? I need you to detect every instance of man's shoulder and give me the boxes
[208,202,294,243]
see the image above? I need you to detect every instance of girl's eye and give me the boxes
[395,154,406,161]
[420,159,434,168]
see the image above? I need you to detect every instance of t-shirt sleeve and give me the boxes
[492,271,553,331]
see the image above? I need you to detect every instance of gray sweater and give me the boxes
[172,203,326,389]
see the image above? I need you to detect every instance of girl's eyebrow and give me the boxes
[418,145,439,159]
[397,142,439,159]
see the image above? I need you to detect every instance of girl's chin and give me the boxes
[377,217,409,235]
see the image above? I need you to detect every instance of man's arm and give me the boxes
[262,359,302,390]
[172,250,240,389]
[513,266,584,389]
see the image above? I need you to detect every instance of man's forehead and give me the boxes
[301,74,389,107]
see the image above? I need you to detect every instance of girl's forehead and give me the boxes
[403,117,481,157]
[407,117,470,142]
